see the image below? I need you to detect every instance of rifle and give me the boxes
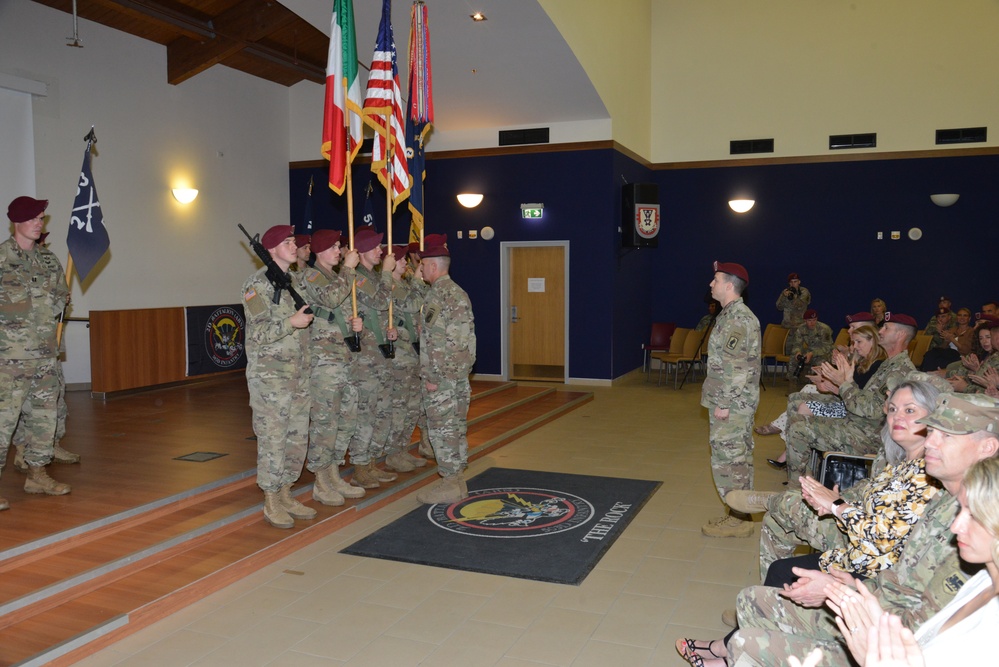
[238,224,312,315]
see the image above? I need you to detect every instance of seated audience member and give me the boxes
[950,319,999,394]
[721,392,999,667]
[941,315,996,381]
[982,301,999,317]
[782,313,918,482]
[871,298,888,328]
[696,299,721,332]
[758,323,886,469]
[924,307,974,371]
[675,383,946,666]
[922,296,951,332]
[787,309,833,379]
[824,455,999,667]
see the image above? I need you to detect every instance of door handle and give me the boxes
[511,305,519,323]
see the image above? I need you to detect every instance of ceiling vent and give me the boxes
[936,127,987,145]
[829,133,877,150]
[499,127,550,146]
[730,138,774,155]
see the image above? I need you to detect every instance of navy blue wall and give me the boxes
[292,149,999,381]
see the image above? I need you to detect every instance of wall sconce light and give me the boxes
[172,188,199,204]
[457,193,483,208]
[929,193,959,207]
[728,199,755,213]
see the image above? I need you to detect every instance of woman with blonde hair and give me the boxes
[871,298,888,328]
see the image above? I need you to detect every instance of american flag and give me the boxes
[362,0,410,211]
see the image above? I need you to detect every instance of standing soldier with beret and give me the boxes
[0,196,73,510]
[702,261,761,538]
[242,225,315,528]
[300,229,366,506]
[416,240,476,504]
[776,272,810,354]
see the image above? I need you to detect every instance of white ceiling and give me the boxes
[282,0,608,132]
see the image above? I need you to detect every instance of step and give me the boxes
[0,382,592,667]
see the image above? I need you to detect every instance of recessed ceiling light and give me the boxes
[470,12,487,22]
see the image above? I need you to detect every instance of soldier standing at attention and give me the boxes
[415,240,476,504]
[702,261,761,538]
[776,272,810,354]
[242,225,315,528]
[300,229,366,506]
[0,196,73,510]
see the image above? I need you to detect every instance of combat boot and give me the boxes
[24,465,71,495]
[350,463,381,489]
[402,450,428,468]
[13,445,27,473]
[278,485,317,520]
[385,451,416,473]
[53,444,81,464]
[328,464,365,498]
[416,475,467,505]
[700,514,754,538]
[263,491,294,529]
[418,430,435,459]
[312,466,346,506]
[368,463,397,483]
[725,490,779,514]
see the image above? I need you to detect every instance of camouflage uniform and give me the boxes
[958,352,999,394]
[385,275,427,459]
[242,268,311,493]
[787,321,833,377]
[301,263,356,472]
[0,237,69,470]
[701,297,761,498]
[421,274,476,477]
[776,286,810,354]
[729,490,967,666]
[784,352,916,481]
[347,263,394,465]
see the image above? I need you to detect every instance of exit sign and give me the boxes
[521,203,544,219]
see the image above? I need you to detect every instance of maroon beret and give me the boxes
[311,229,341,254]
[846,312,875,324]
[423,233,448,249]
[939,295,951,303]
[7,196,48,223]
[421,244,450,259]
[787,273,799,282]
[937,306,952,316]
[713,260,749,285]
[294,234,311,248]
[354,227,383,253]
[390,245,409,262]
[407,241,421,256]
[261,225,294,250]
[804,309,818,319]
[884,312,917,328]
[977,314,999,328]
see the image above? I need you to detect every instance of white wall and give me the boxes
[1,2,292,383]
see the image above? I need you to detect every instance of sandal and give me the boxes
[754,424,782,436]
[675,638,723,666]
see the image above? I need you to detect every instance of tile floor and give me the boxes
[76,370,794,667]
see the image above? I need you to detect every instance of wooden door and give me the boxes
[509,245,565,381]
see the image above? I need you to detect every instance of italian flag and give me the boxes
[322,0,363,195]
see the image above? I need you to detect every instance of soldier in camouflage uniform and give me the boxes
[242,225,316,529]
[727,392,999,666]
[783,313,919,482]
[345,227,398,489]
[776,273,810,354]
[701,261,761,538]
[382,245,429,473]
[786,309,833,378]
[0,196,73,509]
[415,240,476,504]
[300,229,366,506]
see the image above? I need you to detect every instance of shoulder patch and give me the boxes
[424,303,441,327]
[244,286,266,317]
[726,332,743,351]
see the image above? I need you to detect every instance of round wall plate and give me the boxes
[908,227,923,240]
[480,226,495,240]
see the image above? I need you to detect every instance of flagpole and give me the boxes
[385,125,394,330]
[345,79,358,324]
[58,127,96,348]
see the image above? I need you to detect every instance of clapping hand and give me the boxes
[799,477,840,516]
[826,580,884,665]
[961,353,981,372]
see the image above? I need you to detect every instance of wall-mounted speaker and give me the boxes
[622,183,659,248]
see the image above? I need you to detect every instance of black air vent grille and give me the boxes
[730,138,774,155]
[829,133,877,150]
[499,127,550,146]
[936,127,987,145]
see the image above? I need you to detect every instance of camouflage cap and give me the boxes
[917,393,999,435]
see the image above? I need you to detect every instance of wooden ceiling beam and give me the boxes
[166,0,303,85]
